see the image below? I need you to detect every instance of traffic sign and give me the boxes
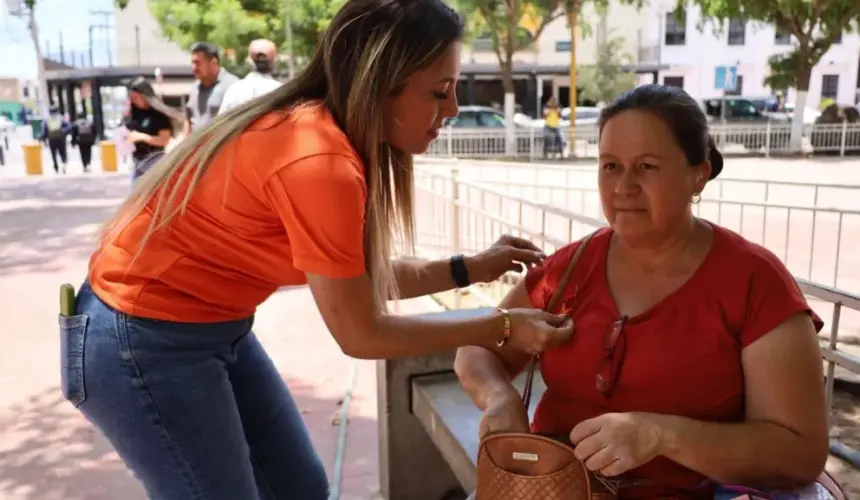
[715,66,738,92]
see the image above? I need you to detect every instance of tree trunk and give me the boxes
[28,9,50,117]
[567,7,578,158]
[790,63,812,152]
[501,58,516,156]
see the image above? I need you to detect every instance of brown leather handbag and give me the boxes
[475,231,621,500]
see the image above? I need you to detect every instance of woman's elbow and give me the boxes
[792,437,829,485]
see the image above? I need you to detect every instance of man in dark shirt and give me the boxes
[184,42,239,135]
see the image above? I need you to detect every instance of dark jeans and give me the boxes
[78,142,93,170]
[132,151,164,182]
[60,282,329,500]
[48,139,67,172]
[543,126,563,157]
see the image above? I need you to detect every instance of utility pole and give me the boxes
[9,0,50,117]
[88,23,111,67]
[284,0,295,79]
[90,9,113,66]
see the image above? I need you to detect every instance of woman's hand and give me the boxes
[508,309,573,354]
[570,412,664,477]
[127,131,146,144]
[466,235,545,284]
[479,388,530,438]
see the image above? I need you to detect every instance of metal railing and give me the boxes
[425,122,860,159]
[412,164,860,470]
[415,158,860,293]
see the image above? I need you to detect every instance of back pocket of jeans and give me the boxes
[59,314,89,407]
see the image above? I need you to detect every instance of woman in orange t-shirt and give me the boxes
[59,1,575,499]
[456,85,830,499]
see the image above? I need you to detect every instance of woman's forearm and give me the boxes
[392,257,458,299]
[346,310,505,359]
[653,413,827,489]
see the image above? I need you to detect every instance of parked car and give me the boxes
[700,97,790,151]
[435,105,543,156]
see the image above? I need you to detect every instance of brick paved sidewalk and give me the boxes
[0,174,440,500]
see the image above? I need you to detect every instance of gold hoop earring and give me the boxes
[692,193,701,204]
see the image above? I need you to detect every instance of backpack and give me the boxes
[46,116,65,140]
[76,119,94,141]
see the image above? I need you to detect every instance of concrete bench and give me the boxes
[411,369,546,496]
[376,308,495,500]
[375,306,550,499]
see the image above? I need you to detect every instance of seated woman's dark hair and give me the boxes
[598,84,723,179]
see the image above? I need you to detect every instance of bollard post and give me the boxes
[100,140,118,172]
[23,142,42,176]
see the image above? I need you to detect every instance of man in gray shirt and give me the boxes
[184,42,239,135]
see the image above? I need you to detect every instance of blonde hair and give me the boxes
[101,0,463,309]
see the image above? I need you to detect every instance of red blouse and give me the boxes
[524,224,823,499]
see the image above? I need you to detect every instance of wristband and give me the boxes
[449,254,471,288]
[496,307,512,347]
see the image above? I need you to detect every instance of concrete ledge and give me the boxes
[411,370,547,493]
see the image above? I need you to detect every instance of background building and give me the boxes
[634,0,860,108]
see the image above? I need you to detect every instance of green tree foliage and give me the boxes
[145,0,343,74]
[453,0,566,93]
[578,31,636,105]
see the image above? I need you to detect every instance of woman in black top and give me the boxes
[124,77,177,182]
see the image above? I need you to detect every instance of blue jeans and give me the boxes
[60,282,329,500]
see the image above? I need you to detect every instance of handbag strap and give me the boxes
[522,230,597,411]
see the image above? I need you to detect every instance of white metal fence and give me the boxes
[424,122,860,159]
[416,159,860,293]
[412,163,860,471]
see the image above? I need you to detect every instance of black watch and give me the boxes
[449,254,471,288]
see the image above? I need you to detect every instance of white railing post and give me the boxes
[529,126,536,161]
[764,121,772,157]
[446,128,453,157]
[450,167,462,309]
[840,120,848,157]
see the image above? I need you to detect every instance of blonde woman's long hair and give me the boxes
[101,0,463,309]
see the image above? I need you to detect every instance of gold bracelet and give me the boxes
[496,307,511,347]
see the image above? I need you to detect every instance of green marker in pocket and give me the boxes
[60,284,76,317]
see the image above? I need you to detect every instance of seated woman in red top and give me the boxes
[455,84,829,499]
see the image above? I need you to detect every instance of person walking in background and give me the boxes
[184,42,239,135]
[542,97,563,159]
[71,112,96,172]
[219,39,282,114]
[123,77,177,182]
[41,106,71,173]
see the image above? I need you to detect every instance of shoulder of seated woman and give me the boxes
[712,224,787,273]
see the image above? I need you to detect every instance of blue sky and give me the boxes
[0,0,116,78]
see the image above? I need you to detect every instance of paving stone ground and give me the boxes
[0,173,439,500]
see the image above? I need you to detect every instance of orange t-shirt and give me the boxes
[89,104,368,322]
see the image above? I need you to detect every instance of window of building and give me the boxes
[664,76,684,88]
[774,28,791,45]
[727,19,746,45]
[555,40,571,52]
[821,74,839,99]
[665,13,686,46]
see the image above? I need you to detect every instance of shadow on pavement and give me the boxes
[0,176,128,276]
[0,377,377,500]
